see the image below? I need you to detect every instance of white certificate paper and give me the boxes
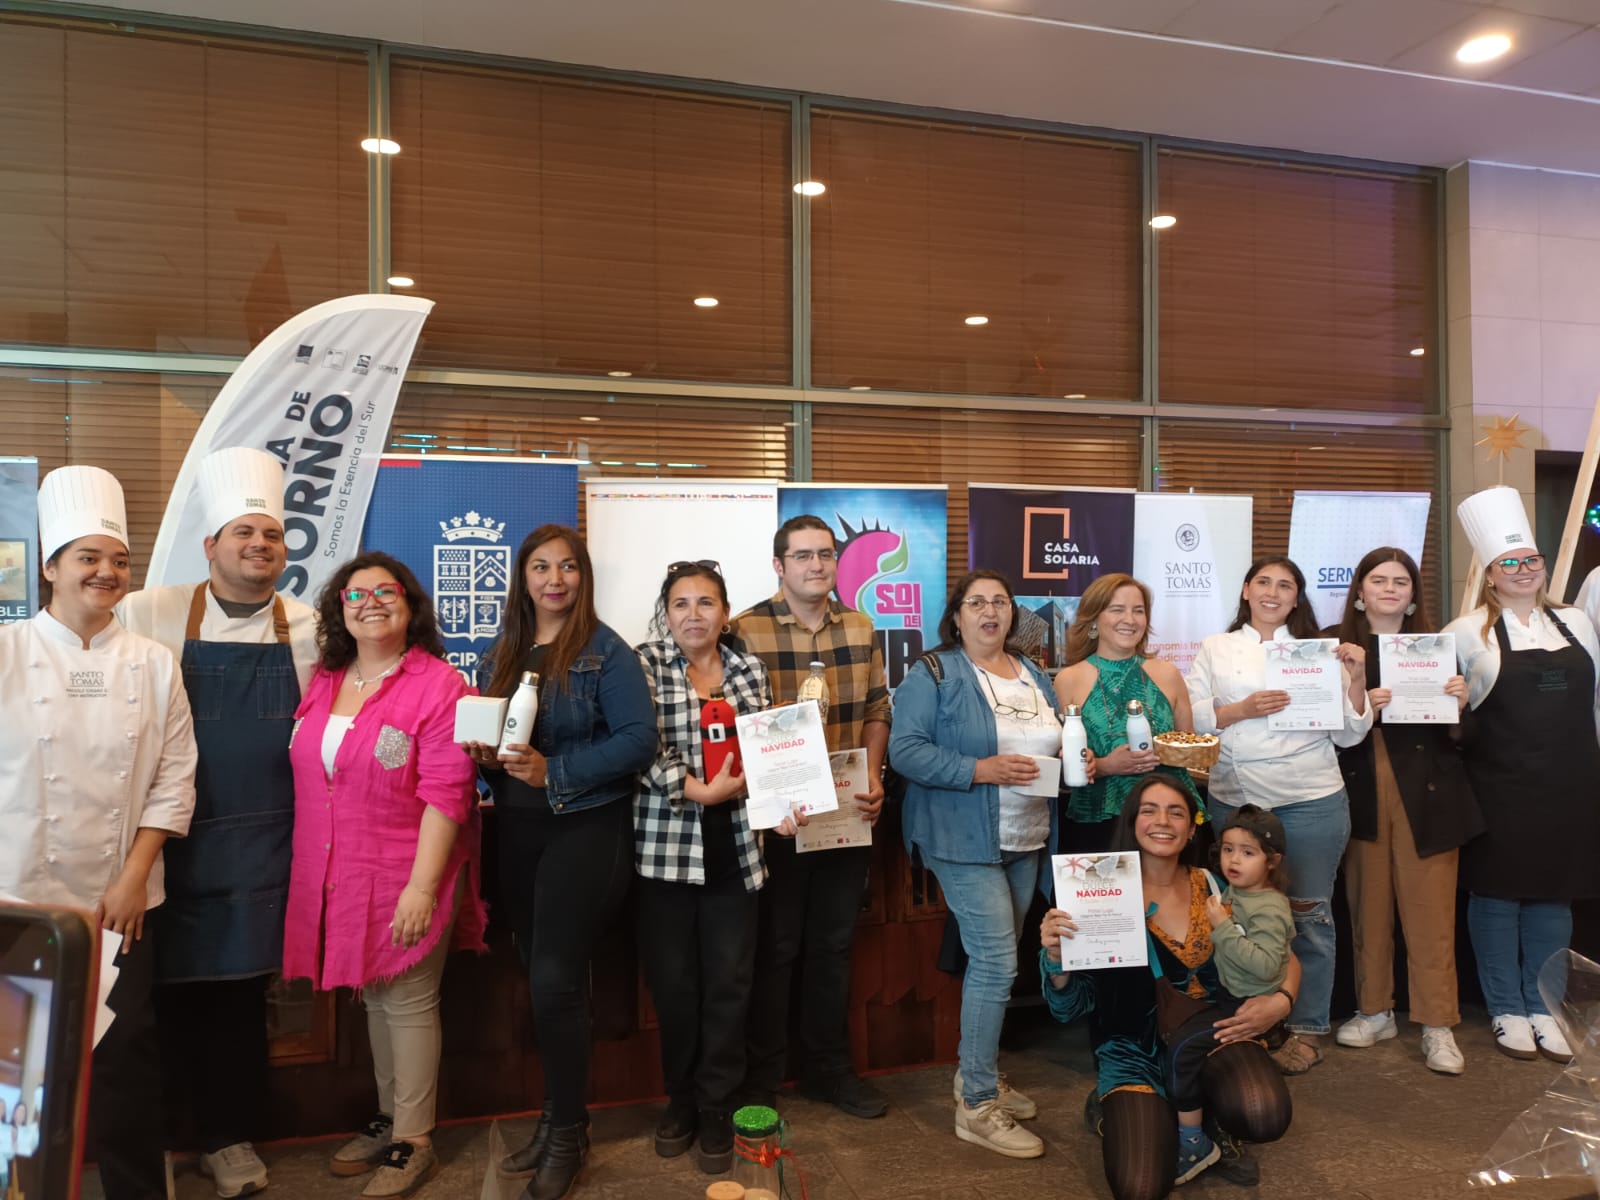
[1265,637,1344,731]
[736,700,839,829]
[796,748,874,854]
[1051,853,1146,970]
[1378,632,1459,725]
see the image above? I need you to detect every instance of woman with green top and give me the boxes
[1054,574,1200,852]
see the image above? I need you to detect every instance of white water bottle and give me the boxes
[1125,699,1153,754]
[796,660,830,722]
[1061,703,1090,787]
[499,671,540,756]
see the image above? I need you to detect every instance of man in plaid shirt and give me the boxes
[733,514,892,1119]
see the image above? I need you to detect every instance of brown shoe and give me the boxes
[1271,1034,1325,1075]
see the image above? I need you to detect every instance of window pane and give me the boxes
[1157,149,1438,413]
[1156,420,1444,620]
[0,16,369,353]
[389,61,792,385]
[810,111,1142,400]
[811,403,1143,588]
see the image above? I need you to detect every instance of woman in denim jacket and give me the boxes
[465,525,655,1200]
[890,570,1066,1161]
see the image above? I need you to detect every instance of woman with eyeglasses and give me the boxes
[1054,573,1201,852]
[890,570,1066,1160]
[462,524,654,1200]
[632,560,780,1174]
[1443,488,1600,1065]
[284,551,486,1199]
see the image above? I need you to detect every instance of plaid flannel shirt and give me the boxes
[730,591,892,752]
[634,637,773,892]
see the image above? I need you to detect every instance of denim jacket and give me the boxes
[891,648,1062,865]
[478,622,658,814]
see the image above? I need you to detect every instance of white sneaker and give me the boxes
[199,1142,269,1198]
[1336,1010,1398,1049]
[1421,1026,1464,1075]
[952,1068,1038,1119]
[1491,1014,1538,1061]
[1529,1014,1574,1064]
[955,1097,1044,1159]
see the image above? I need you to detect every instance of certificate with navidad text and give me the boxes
[1265,637,1344,731]
[736,700,839,830]
[1051,853,1146,970]
[795,748,873,853]
[1378,632,1459,725]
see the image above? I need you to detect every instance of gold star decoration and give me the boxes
[1477,414,1531,483]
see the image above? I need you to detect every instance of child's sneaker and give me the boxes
[1175,1128,1220,1185]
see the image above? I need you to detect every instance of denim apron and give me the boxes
[151,583,299,981]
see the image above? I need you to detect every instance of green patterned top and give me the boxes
[1067,653,1200,824]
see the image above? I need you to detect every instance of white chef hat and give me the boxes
[1457,485,1537,565]
[196,446,285,536]
[38,465,129,561]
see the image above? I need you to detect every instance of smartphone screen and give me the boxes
[1,906,93,1200]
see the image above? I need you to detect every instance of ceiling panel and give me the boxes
[1493,0,1600,21]
[1491,25,1600,88]
[1277,0,1483,60]
[1386,6,1588,73]
[999,0,1202,33]
[1158,0,1342,49]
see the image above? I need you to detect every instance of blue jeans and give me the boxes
[923,849,1042,1105]
[1210,789,1349,1035]
[1467,895,1572,1018]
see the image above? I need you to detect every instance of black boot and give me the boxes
[499,1106,552,1180]
[654,1098,697,1158]
[519,1122,590,1200]
[696,1108,733,1175]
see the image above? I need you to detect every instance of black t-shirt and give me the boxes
[487,645,551,813]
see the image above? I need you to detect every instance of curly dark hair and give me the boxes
[932,569,1022,654]
[649,560,732,642]
[313,551,445,671]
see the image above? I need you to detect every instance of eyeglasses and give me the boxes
[783,549,837,564]
[668,559,722,576]
[961,596,1012,612]
[977,668,1038,721]
[341,584,403,607]
[1493,555,1545,573]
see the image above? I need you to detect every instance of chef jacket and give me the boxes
[118,583,319,691]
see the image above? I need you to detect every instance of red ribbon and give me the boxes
[733,1134,808,1199]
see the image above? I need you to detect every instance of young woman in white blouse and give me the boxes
[1186,556,1371,1074]
[1443,486,1600,1064]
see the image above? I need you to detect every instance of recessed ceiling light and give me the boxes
[848,385,872,391]
[1064,393,1087,399]
[1150,215,1177,230]
[694,297,719,308]
[606,370,633,377]
[361,137,401,155]
[1457,34,1511,64]
[794,181,827,197]
[386,275,415,288]
[1410,347,1426,357]
[579,415,601,423]
[1307,445,1327,451]
[964,315,989,326]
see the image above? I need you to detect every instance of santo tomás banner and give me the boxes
[967,483,1136,667]
[362,455,580,683]
[146,294,433,600]
[776,484,947,690]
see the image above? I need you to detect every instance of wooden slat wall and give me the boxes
[811,110,1143,400]
[389,60,792,384]
[1157,420,1445,621]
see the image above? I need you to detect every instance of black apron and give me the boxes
[151,583,299,981]
[1461,612,1600,900]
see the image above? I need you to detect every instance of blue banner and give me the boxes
[363,456,579,681]
[777,485,948,690]
[0,458,39,625]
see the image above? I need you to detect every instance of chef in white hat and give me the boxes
[117,445,315,1198]
[1442,485,1600,1067]
[0,464,197,1200]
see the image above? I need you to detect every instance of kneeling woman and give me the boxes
[1040,778,1295,1200]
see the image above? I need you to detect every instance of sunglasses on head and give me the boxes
[668,559,722,576]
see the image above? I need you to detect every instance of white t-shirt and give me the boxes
[976,660,1061,852]
[322,714,355,779]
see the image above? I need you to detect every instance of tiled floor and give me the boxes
[90,1009,1594,1199]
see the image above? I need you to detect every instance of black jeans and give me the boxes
[639,866,759,1110]
[155,974,270,1152]
[87,929,166,1200]
[494,799,633,1126]
[744,838,870,1091]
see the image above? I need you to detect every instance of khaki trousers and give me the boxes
[1343,732,1461,1028]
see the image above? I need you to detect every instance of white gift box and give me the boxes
[454,695,509,745]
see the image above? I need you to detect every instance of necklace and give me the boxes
[352,654,403,692]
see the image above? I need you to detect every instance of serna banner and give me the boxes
[146,294,433,599]
[1288,490,1432,630]
[1133,493,1254,675]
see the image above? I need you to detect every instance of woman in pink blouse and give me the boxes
[285,551,485,1200]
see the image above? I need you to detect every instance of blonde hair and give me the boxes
[1475,573,1554,641]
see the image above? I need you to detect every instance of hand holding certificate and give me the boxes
[1378,632,1460,724]
[1050,853,1146,970]
[795,748,874,853]
[736,700,838,830]
[1264,638,1344,731]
